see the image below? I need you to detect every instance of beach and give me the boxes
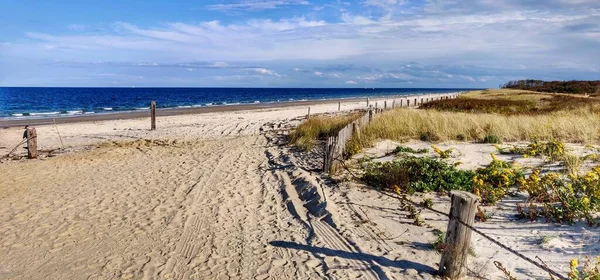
[0,95,595,279]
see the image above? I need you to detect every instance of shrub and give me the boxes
[519,167,600,225]
[483,135,502,144]
[495,139,566,161]
[432,145,454,159]
[569,256,600,280]
[394,146,428,154]
[361,154,522,205]
[472,154,524,204]
[362,156,475,193]
[456,134,466,141]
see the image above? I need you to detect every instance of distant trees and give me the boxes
[501,80,600,94]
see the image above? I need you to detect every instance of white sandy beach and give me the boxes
[0,99,597,279]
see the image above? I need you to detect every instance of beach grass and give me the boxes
[347,108,600,149]
[345,90,600,152]
[290,112,362,151]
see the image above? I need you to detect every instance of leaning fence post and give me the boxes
[26,127,38,159]
[151,100,156,131]
[439,191,478,279]
[352,122,360,140]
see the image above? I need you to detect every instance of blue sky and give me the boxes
[0,0,599,87]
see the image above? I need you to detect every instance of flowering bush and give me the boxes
[472,153,524,204]
[495,139,566,161]
[569,256,600,280]
[520,167,600,225]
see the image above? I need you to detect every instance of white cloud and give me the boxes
[207,0,310,11]
[345,80,357,84]
[5,1,600,86]
[252,67,282,77]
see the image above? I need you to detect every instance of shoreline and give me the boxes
[0,93,455,128]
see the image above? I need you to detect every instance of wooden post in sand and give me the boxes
[151,100,156,131]
[368,109,374,123]
[26,127,38,159]
[352,122,360,140]
[384,100,387,110]
[307,107,311,119]
[338,102,341,111]
[392,100,395,109]
[439,191,478,279]
[367,98,370,107]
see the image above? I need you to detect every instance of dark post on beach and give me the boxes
[26,126,38,159]
[151,100,156,131]
[439,191,478,279]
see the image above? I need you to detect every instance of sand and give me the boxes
[0,97,596,279]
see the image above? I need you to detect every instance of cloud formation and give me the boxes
[1,0,598,86]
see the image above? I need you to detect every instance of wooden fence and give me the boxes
[323,92,460,174]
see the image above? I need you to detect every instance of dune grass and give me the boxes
[290,113,361,151]
[344,89,600,152]
[347,108,600,152]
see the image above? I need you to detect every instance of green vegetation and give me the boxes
[345,92,600,155]
[495,139,566,161]
[430,229,446,252]
[393,145,428,154]
[519,167,600,225]
[483,135,502,144]
[431,145,454,159]
[362,156,475,194]
[569,256,600,280]
[502,80,600,95]
[290,113,360,151]
[362,137,600,224]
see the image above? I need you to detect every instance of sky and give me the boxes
[0,0,599,88]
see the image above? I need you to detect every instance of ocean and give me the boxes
[0,87,473,119]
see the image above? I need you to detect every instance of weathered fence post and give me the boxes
[307,107,311,119]
[392,100,395,109]
[420,98,423,104]
[367,98,370,107]
[375,102,378,109]
[439,191,478,279]
[352,122,360,140]
[26,127,37,159]
[151,100,156,131]
[368,109,374,123]
[338,102,341,111]
[384,100,387,110]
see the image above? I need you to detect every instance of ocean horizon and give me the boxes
[0,87,477,119]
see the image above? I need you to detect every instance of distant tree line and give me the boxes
[501,80,600,94]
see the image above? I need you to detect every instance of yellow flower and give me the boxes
[570,259,578,270]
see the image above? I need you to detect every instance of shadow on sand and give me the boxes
[269,240,437,274]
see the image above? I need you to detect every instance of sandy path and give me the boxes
[0,134,324,279]
[0,99,404,279]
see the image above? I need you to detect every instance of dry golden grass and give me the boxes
[290,112,361,151]
[348,107,600,149]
